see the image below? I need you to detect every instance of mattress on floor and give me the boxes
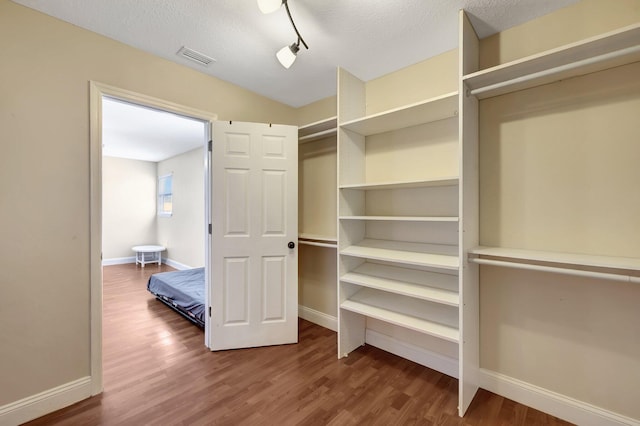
[147,267,205,324]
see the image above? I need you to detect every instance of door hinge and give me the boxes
[209,306,212,317]
[208,140,212,152]
[208,223,212,234]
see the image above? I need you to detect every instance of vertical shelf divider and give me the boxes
[458,9,480,417]
[337,68,368,357]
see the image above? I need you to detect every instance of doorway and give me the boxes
[101,97,207,270]
[89,81,217,394]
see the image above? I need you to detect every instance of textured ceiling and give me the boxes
[12,0,579,107]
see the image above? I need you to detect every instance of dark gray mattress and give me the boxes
[147,267,205,325]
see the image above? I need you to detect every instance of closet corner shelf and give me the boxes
[340,299,459,343]
[463,23,640,99]
[341,239,459,270]
[339,215,458,222]
[339,177,459,191]
[339,92,458,136]
[298,116,337,143]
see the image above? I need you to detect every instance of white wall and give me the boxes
[157,147,206,268]
[102,147,205,268]
[102,156,157,260]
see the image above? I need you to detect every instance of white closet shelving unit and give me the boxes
[334,11,639,421]
[461,16,640,279]
[337,63,479,415]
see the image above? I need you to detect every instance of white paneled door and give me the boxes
[209,121,298,350]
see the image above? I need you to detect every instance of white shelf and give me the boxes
[339,177,458,191]
[340,215,458,222]
[341,263,459,306]
[470,246,640,272]
[341,239,459,270]
[341,293,459,343]
[463,23,640,99]
[340,92,458,136]
[299,116,337,143]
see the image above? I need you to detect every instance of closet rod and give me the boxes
[469,257,640,284]
[468,44,640,98]
[299,240,337,249]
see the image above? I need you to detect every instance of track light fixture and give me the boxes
[258,0,308,69]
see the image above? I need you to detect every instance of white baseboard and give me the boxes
[478,368,639,426]
[298,305,337,332]
[101,257,191,270]
[162,258,192,271]
[102,256,135,266]
[365,329,459,379]
[0,376,92,426]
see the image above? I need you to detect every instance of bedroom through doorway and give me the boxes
[101,96,209,276]
[90,82,217,394]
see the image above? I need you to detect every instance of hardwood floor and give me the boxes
[25,263,572,425]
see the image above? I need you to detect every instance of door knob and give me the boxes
[288,241,295,249]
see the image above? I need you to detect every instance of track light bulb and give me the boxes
[257,0,283,14]
[276,43,299,69]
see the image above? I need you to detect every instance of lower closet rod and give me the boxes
[299,240,337,249]
[469,257,640,284]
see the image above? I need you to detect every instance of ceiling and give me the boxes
[13,0,579,108]
[102,97,206,162]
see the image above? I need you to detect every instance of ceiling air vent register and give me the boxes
[177,46,215,66]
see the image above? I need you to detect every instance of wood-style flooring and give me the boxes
[25,263,572,425]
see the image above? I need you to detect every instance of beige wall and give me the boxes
[0,0,295,407]
[297,98,338,320]
[298,245,337,317]
[479,63,640,256]
[157,147,205,268]
[480,0,640,69]
[297,96,336,126]
[479,65,640,419]
[478,0,640,419]
[366,49,458,115]
[298,137,337,239]
[298,134,337,319]
[365,118,459,183]
[102,157,157,259]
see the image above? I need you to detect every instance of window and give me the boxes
[158,173,173,217]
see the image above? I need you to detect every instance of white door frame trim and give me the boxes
[89,81,217,395]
